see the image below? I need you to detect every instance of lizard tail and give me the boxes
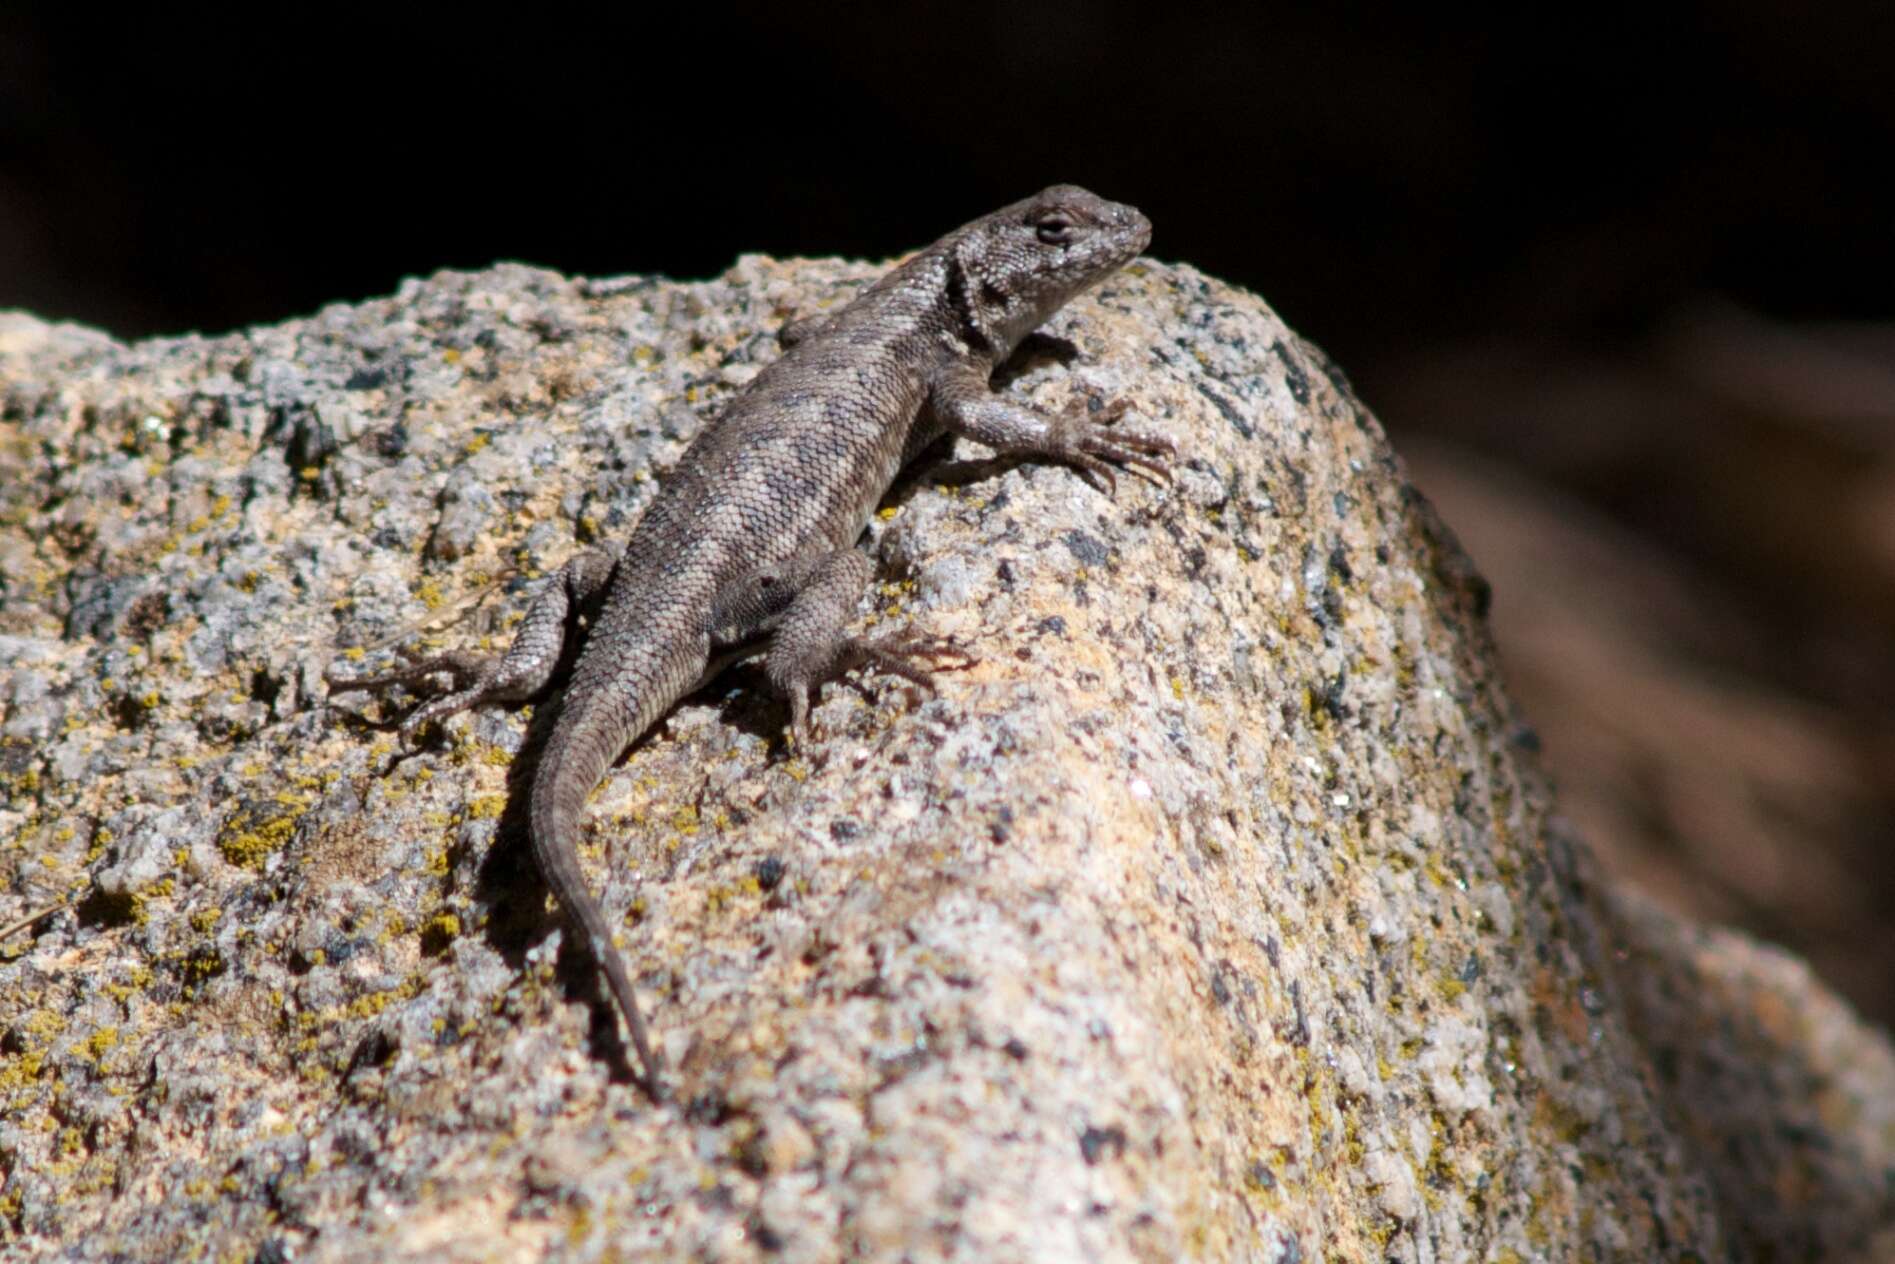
[529,703,664,1094]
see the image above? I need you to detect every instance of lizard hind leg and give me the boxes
[325,548,618,748]
[762,549,974,745]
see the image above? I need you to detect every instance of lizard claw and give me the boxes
[1050,396,1174,493]
[853,628,977,686]
[325,648,504,749]
[781,629,975,748]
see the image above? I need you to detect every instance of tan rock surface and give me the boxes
[1,258,1888,1261]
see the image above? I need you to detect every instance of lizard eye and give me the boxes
[1034,215,1074,245]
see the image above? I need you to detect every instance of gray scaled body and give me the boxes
[329,185,1169,1094]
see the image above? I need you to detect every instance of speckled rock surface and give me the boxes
[1,258,1889,1262]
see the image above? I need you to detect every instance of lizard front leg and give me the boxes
[326,548,617,747]
[928,360,1173,495]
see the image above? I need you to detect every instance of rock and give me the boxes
[1604,887,1895,1263]
[0,257,1889,1261]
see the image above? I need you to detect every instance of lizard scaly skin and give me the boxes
[328,186,1168,1094]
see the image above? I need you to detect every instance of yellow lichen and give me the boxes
[0,1049,45,1094]
[217,795,308,869]
[81,1027,119,1064]
[465,794,507,820]
[420,911,461,954]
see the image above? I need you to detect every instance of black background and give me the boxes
[6,3,1893,1021]
[9,4,1890,358]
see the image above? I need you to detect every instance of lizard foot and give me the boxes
[1042,396,1174,495]
[778,629,975,747]
[849,627,977,690]
[325,647,504,748]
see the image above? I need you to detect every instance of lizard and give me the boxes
[326,185,1170,1096]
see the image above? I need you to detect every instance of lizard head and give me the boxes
[951,185,1152,356]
